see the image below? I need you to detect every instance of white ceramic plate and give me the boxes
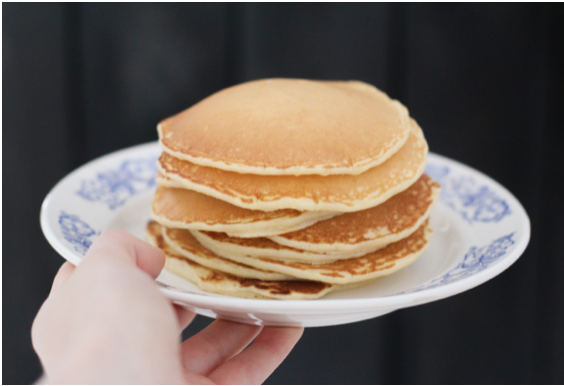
[41,142,530,327]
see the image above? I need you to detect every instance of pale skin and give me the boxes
[32,230,304,384]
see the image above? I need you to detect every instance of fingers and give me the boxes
[173,304,196,332]
[86,229,165,279]
[50,262,75,295]
[208,326,304,385]
[180,319,262,375]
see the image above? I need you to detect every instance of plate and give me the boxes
[41,142,530,327]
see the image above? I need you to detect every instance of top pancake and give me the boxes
[158,118,428,212]
[158,79,410,176]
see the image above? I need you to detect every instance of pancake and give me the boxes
[164,258,336,300]
[166,221,432,285]
[158,119,428,212]
[146,221,336,300]
[189,230,368,264]
[270,174,440,253]
[158,79,410,176]
[148,221,293,280]
[152,186,338,238]
[155,172,184,188]
[191,174,439,260]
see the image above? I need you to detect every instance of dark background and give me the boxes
[3,3,564,384]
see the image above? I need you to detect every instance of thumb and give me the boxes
[85,229,165,279]
[49,262,76,295]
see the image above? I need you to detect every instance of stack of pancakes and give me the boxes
[147,79,440,300]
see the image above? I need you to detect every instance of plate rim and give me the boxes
[40,143,531,314]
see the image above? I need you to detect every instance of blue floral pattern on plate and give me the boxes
[400,232,516,294]
[39,144,530,327]
[76,157,158,210]
[59,212,100,255]
[425,164,511,223]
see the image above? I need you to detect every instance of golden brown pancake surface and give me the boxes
[146,221,335,300]
[270,174,440,252]
[158,119,428,212]
[147,221,293,281]
[166,221,432,285]
[159,79,410,176]
[190,229,365,263]
[151,186,336,237]
[153,186,302,224]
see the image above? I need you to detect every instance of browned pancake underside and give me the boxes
[198,272,330,296]
[146,221,331,296]
[276,174,439,246]
[255,221,429,279]
[167,221,431,283]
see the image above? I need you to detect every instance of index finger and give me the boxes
[85,229,165,279]
[208,326,304,385]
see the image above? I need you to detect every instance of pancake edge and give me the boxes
[190,230,375,264]
[160,227,295,281]
[163,257,337,300]
[157,120,428,212]
[167,223,433,285]
[156,99,410,176]
[157,155,427,213]
[152,209,339,239]
[269,181,441,253]
[146,223,331,299]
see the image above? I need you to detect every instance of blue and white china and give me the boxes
[41,143,530,327]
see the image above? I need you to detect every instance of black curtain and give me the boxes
[3,4,563,384]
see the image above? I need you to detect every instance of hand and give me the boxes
[32,230,303,384]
